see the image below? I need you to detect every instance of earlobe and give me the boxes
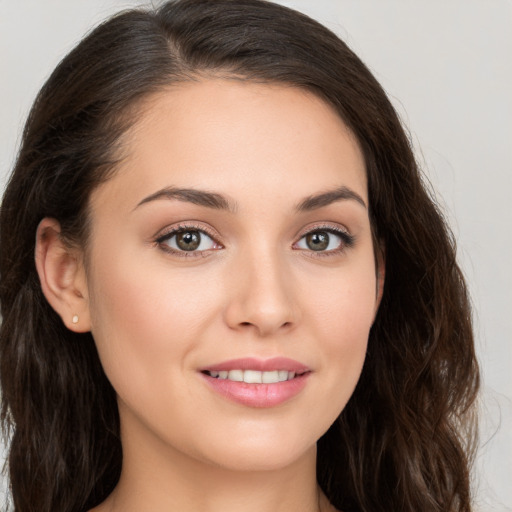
[35,218,91,333]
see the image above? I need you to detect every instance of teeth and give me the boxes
[228,369,244,382]
[261,370,279,384]
[209,369,300,383]
[244,370,262,383]
[278,370,289,382]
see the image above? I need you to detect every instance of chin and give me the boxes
[208,446,316,473]
[191,425,320,473]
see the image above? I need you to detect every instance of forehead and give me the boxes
[91,79,367,213]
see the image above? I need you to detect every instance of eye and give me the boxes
[294,228,354,253]
[157,227,221,254]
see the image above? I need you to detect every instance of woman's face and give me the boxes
[83,79,381,471]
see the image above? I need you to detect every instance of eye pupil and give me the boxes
[176,231,201,251]
[306,232,329,251]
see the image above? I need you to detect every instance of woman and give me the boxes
[0,1,479,511]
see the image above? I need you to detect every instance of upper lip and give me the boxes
[200,357,310,373]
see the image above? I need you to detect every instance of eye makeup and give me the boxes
[154,220,355,259]
[293,223,355,258]
[155,222,223,258]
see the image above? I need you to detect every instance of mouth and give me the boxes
[202,369,308,384]
[199,357,311,407]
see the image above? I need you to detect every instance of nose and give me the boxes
[223,247,298,337]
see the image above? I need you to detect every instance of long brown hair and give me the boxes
[0,1,479,511]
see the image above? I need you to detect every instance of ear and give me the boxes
[35,218,91,333]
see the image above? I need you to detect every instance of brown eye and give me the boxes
[158,228,219,253]
[294,227,354,253]
[305,231,329,251]
[176,231,201,251]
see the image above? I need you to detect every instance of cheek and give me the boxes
[85,250,220,398]
[302,259,377,402]
[304,255,377,341]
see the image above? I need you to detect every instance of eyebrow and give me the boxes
[295,186,367,211]
[134,184,366,213]
[134,187,237,213]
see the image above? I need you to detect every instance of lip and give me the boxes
[199,357,311,408]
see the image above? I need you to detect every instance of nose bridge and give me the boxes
[224,239,297,336]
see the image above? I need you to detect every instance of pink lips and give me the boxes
[199,357,311,408]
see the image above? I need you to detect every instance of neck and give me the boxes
[94,408,331,512]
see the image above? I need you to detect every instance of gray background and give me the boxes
[1,1,511,510]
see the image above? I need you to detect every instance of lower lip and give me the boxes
[200,373,310,408]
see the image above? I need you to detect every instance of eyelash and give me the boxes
[155,223,222,258]
[294,224,355,257]
[154,223,355,258]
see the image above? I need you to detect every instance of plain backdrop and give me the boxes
[1,1,511,510]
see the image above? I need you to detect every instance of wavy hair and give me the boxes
[0,1,479,510]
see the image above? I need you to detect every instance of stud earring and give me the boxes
[72,315,79,324]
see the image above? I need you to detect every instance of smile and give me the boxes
[204,369,303,383]
[200,357,311,408]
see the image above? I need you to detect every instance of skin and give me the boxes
[36,79,383,512]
